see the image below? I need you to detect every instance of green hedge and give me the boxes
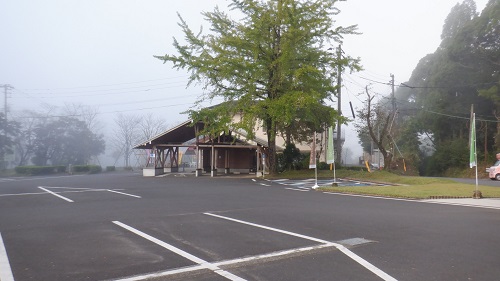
[72,165,102,174]
[15,165,103,175]
[106,166,116,172]
[15,165,66,175]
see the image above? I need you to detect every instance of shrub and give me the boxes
[15,166,58,175]
[344,166,365,171]
[72,165,89,173]
[106,166,116,172]
[72,165,102,174]
[277,144,305,172]
[56,166,66,173]
[88,165,102,174]
[317,162,329,170]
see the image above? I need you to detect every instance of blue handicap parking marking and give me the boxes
[266,178,382,189]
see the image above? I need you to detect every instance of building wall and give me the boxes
[202,147,256,173]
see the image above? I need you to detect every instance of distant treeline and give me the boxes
[14,165,111,175]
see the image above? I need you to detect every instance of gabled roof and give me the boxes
[133,120,273,150]
[134,120,202,149]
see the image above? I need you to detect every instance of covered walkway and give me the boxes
[134,120,269,177]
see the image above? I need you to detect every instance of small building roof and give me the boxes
[133,120,276,150]
[134,120,202,149]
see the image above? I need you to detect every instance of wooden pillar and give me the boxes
[225,149,230,174]
[256,147,261,177]
[211,144,216,177]
[195,123,203,176]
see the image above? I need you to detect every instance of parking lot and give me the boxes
[1,172,500,280]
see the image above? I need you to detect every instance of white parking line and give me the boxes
[323,192,500,210]
[107,190,141,198]
[323,192,415,202]
[112,221,247,281]
[284,188,309,192]
[0,191,53,197]
[205,213,397,281]
[38,186,74,202]
[0,175,84,183]
[116,243,338,281]
[0,232,14,281]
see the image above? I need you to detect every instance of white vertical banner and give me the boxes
[310,132,319,189]
[326,126,334,164]
[309,132,317,169]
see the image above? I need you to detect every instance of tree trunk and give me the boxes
[495,113,500,152]
[266,118,277,175]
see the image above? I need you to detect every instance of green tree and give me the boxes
[31,117,105,166]
[278,143,304,171]
[0,113,20,169]
[390,0,499,175]
[156,0,359,174]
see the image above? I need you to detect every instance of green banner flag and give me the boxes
[469,113,476,168]
[326,126,334,164]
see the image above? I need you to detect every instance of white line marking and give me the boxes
[0,232,15,281]
[284,188,309,192]
[107,189,141,198]
[38,186,74,202]
[115,264,206,281]
[0,192,52,197]
[422,200,500,210]
[0,178,15,182]
[205,213,331,244]
[292,186,310,190]
[0,188,130,198]
[323,192,416,202]
[112,221,246,281]
[0,174,84,183]
[323,192,500,210]
[204,213,397,281]
[259,183,270,187]
[114,243,337,281]
[40,186,93,190]
[0,189,111,197]
[213,243,335,267]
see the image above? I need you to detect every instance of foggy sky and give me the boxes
[0,0,489,163]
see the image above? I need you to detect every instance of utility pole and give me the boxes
[390,74,395,112]
[335,44,343,165]
[1,84,13,121]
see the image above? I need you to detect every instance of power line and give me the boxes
[354,74,499,89]
[395,100,500,123]
[12,81,190,98]
[14,98,224,119]
[19,75,190,91]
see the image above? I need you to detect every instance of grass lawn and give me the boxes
[275,169,500,199]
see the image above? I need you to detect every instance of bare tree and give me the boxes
[111,113,142,167]
[356,87,397,170]
[63,103,103,134]
[139,113,169,142]
[13,110,40,165]
[13,107,58,166]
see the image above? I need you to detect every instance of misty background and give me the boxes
[0,0,490,167]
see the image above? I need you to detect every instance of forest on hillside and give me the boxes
[358,0,499,176]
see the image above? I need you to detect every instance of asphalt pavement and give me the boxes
[0,172,499,281]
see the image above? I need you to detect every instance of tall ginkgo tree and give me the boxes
[156,0,360,174]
